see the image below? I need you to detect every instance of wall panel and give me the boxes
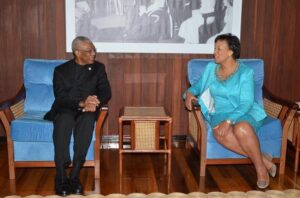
[1,0,300,136]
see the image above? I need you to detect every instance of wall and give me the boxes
[0,0,299,136]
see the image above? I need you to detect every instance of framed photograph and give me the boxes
[66,0,243,54]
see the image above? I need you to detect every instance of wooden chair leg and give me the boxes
[200,159,206,177]
[94,179,100,194]
[279,146,287,175]
[9,164,16,180]
[95,160,100,179]
[295,147,299,172]
[199,176,206,192]
[294,116,300,172]
[279,145,287,175]
[9,179,16,194]
[119,152,123,176]
[7,141,16,180]
[168,152,171,177]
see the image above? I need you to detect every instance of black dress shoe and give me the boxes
[70,177,84,195]
[55,178,71,197]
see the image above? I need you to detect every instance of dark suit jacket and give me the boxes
[44,59,111,121]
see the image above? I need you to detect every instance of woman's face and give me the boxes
[214,40,233,64]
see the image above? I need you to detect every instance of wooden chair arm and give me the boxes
[190,99,208,175]
[191,100,207,151]
[263,86,298,110]
[263,86,298,123]
[0,85,25,123]
[94,105,108,179]
[0,110,12,142]
[0,85,25,106]
[94,105,109,148]
[0,85,25,142]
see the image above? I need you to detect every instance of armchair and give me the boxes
[0,59,108,180]
[186,59,298,177]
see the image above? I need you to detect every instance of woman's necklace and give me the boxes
[215,61,239,82]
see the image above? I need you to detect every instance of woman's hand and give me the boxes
[185,92,197,111]
[213,120,232,137]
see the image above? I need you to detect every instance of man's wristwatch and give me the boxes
[78,101,85,112]
[79,101,84,108]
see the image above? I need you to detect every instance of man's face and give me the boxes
[75,41,96,65]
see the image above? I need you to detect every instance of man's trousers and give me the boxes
[53,111,96,180]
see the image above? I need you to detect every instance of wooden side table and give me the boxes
[118,106,172,175]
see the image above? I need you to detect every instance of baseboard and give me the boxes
[101,135,186,149]
[0,134,186,148]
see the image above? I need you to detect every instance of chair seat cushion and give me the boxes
[257,116,282,140]
[13,141,94,161]
[11,111,95,142]
[206,116,282,159]
[11,111,95,161]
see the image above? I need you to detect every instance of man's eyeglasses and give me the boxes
[77,48,97,54]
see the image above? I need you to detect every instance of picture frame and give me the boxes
[66,0,243,54]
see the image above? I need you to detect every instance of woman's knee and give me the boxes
[213,129,231,144]
[233,122,255,138]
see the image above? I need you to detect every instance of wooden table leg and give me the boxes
[119,119,123,175]
[168,120,172,177]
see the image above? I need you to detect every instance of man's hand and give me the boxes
[79,95,100,112]
[83,103,97,112]
[185,92,197,111]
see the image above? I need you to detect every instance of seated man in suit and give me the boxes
[44,36,111,196]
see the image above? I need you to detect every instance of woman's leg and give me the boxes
[213,122,271,182]
[232,122,268,182]
[213,126,246,155]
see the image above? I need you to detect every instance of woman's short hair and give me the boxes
[215,33,240,59]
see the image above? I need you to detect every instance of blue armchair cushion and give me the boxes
[188,59,282,159]
[13,142,94,161]
[11,112,96,142]
[24,59,67,112]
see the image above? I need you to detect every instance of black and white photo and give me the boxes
[66,0,242,53]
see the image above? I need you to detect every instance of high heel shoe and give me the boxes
[257,180,269,189]
[257,173,270,189]
[263,153,277,178]
[268,164,277,178]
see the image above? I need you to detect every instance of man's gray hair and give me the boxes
[71,36,93,52]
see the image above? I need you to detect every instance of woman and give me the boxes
[184,33,276,189]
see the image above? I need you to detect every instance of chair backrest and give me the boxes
[187,59,264,105]
[23,59,67,112]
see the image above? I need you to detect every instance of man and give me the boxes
[44,36,111,196]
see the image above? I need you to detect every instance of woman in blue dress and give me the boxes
[184,33,276,189]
